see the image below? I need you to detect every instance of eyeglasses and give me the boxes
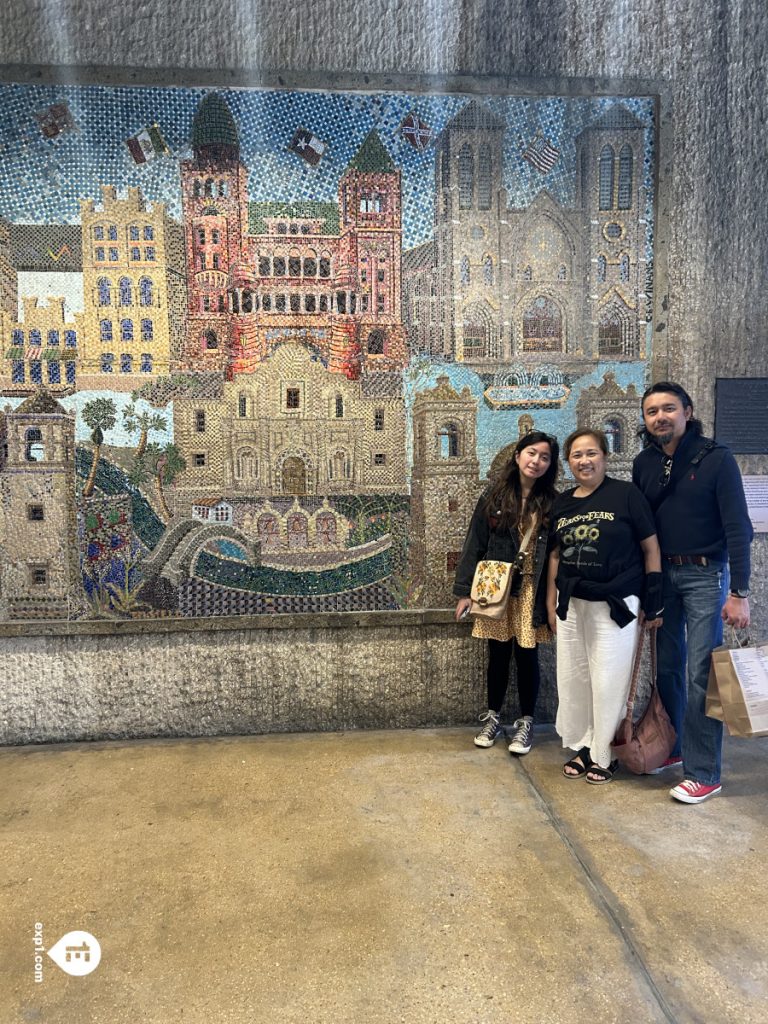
[659,457,673,487]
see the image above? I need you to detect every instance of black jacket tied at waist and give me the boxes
[555,565,644,628]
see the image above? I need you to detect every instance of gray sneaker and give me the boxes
[508,716,534,755]
[474,710,502,748]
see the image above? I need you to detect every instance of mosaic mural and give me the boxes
[0,81,657,619]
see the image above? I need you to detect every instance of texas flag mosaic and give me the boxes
[289,127,327,166]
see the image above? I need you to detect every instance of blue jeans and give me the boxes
[656,560,728,785]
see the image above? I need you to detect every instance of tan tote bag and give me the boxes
[469,518,536,622]
[706,634,768,738]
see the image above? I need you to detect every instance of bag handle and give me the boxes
[513,515,538,570]
[725,626,751,649]
[624,625,657,716]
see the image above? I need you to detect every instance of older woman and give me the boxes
[547,429,663,783]
[454,431,559,755]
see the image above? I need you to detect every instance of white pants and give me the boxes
[555,596,640,769]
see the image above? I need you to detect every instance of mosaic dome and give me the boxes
[191,94,239,153]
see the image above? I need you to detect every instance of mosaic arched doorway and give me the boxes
[282,456,308,495]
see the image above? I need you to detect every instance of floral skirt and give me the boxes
[472,574,551,647]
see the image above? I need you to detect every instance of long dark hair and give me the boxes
[484,431,559,529]
[639,381,703,446]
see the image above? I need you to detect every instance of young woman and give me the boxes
[454,432,559,755]
[547,429,663,783]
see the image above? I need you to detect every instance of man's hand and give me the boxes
[455,597,472,622]
[722,595,750,630]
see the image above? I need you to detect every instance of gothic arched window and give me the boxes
[603,418,623,454]
[477,143,492,210]
[139,277,153,306]
[460,256,470,287]
[598,311,623,355]
[483,255,493,286]
[98,278,111,306]
[618,145,633,209]
[119,277,132,306]
[458,144,474,210]
[522,296,563,352]
[441,146,450,189]
[599,146,615,210]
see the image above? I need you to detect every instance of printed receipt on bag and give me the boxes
[729,647,768,731]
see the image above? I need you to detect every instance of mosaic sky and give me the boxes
[0,83,655,250]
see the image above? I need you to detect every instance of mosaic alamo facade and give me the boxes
[0,83,657,620]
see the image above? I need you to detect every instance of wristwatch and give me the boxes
[730,588,750,599]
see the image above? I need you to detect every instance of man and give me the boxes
[633,382,752,804]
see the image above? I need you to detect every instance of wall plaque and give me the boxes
[715,378,768,454]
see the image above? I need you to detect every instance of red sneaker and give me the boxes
[670,780,722,804]
[645,756,683,775]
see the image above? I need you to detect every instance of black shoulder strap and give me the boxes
[651,439,716,512]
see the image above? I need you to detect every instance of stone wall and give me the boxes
[0,612,560,745]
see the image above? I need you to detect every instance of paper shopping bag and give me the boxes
[706,642,768,738]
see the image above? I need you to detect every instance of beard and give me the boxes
[653,428,675,446]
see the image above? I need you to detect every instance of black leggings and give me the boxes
[487,638,541,718]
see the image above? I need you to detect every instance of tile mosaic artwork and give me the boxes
[0,81,657,620]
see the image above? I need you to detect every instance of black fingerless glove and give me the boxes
[641,571,664,619]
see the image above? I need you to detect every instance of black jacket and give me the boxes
[452,491,551,628]
[632,431,753,591]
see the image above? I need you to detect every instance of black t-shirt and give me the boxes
[551,477,656,593]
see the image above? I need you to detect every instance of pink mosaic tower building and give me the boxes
[178,94,407,380]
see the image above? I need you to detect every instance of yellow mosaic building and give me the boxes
[0,296,79,395]
[76,186,186,390]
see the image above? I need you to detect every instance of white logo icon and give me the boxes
[46,931,102,976]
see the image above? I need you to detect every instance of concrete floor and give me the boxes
[2,728,767,1024]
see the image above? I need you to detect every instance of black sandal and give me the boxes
[562,747,592,779]
[586,760,619,785]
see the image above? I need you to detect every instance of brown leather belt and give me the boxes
[663,554,709,566]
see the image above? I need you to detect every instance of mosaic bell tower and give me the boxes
[179,93,250,373]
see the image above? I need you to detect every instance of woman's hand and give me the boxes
[547,605,558,634]
[455,597,473,622]
[546,548,559,634]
